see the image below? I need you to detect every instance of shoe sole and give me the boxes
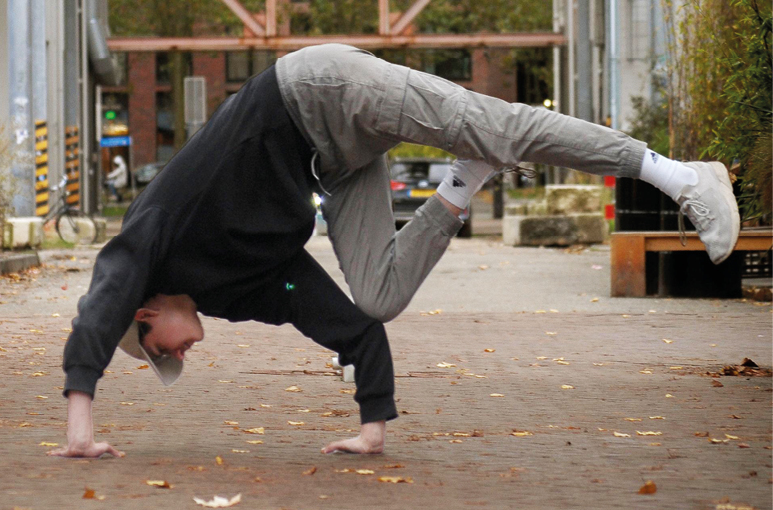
[707,161,741,264]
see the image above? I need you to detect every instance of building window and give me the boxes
[420,49,472,82]
[156,92,175,163]
[156,52,193,84]
[226,51,277,83]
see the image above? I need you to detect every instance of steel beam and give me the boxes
[392,0,431,35]
[107,33,566,52]
[379,0,390,35]
[220,0,265,37]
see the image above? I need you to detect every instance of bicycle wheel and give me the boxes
[56,210,97,245]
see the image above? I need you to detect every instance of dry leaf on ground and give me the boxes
[303,467,317,475]
[243,427,264,435]
[613,432,631,438]
[146,480,172,488]
[489,393,505,398]
[356,469,374,475]
[285,386,302,392]
[638,481,657,494]
[636,431,662,436]
[378,476,413,484]
[561,385,574,390]
[193,494,242,508]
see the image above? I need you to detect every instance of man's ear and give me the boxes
[134,308,159,321]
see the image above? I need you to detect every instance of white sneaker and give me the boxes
[677,162,740,264]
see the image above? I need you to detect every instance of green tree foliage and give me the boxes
[707,0,772,222]
[662,0,771,222]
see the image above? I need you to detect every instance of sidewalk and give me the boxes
[0,236,770,510]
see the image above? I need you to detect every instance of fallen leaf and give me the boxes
[378,476,413,484]
[340,389,355,394]
[193,494,242,508]
[83,488,95,499]
[694,431,710,437]
[356,469,375,475]
[670,366,683,370]
[215,456,224,465]
[649,443,661,446]
[709,438,730,444]
[146,480,172,488]
[489,393,505,398]
[624,418,642,422]
[36,395,48,399]
[436,362,456,368]
[593,363,604,366]
[536,356,548,360]
[535,310,546,314]
[237,344,250,348]
[259,404,272,408]
[738,443,751,448]
[303,467,317,475]
[483,348,495,353]
[136,364,149,370]
[287,421,305,426]
[218,380,233,384]
[224,421,239,426]
[590,297,599,302]
[636,431,662,436]
[511,431,533,437]
[31,372,47,377]
[452,432,471,437]
[383,464,405,469]
[245,440,263,445]
[639,370,653,374]
[561,385,574,390]
[243,427,264,435]
[478,265,489,270]
[231,449,249,453]
[724,434,740,440]
[285,386,302,392]
[550,309,560,313]
[712,380,724,388]
[662,339,673,344]
[638,480,657,494]
[556,361,570,365]
[449,439,463,443]
[613,432,631,438]
[545,331,557,336]
[649,416,665,420]
[665,394,674,398]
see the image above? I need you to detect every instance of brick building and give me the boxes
[101,47,547,168]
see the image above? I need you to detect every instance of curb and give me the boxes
[0,252,41,275]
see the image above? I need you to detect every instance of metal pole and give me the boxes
[609,0,619,130]
[567,0,576,119]
[8,0,34,216]
[576,0,592,122]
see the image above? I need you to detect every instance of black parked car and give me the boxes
[390,157,472,237]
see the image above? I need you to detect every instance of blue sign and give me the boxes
[100,136,131,147]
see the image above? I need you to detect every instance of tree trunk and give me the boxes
[171,51,186,150]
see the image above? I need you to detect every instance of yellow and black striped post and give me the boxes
[34,120,49,217]
[64,125,80,207]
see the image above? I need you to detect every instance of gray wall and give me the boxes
[0,0,9,127]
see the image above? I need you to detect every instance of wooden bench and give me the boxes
[610,229,772,297]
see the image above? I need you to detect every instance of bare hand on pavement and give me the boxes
[47,441,124,458]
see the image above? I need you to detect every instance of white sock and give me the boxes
[436,159,498,209]
[638,150,698,200]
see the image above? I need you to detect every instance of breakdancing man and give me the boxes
[50,44,739,458]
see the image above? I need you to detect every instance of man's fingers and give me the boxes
[47,447,68,457]
[98,443,125,458]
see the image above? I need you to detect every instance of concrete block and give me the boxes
[503,213,607,246]
[3,217,44,249]
[527,202,548,216]
[574,214,608,244]
[545,185,602,215]
[0,252,40,275]
[93,217,108,243]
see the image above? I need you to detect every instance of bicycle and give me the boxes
[43,175,98,245]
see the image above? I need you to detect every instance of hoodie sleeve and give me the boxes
[63,206,169,398]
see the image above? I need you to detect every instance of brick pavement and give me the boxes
[0,238,770,510]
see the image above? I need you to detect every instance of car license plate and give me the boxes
[410,189,436,198]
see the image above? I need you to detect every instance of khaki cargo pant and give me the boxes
[277,44,647,322]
